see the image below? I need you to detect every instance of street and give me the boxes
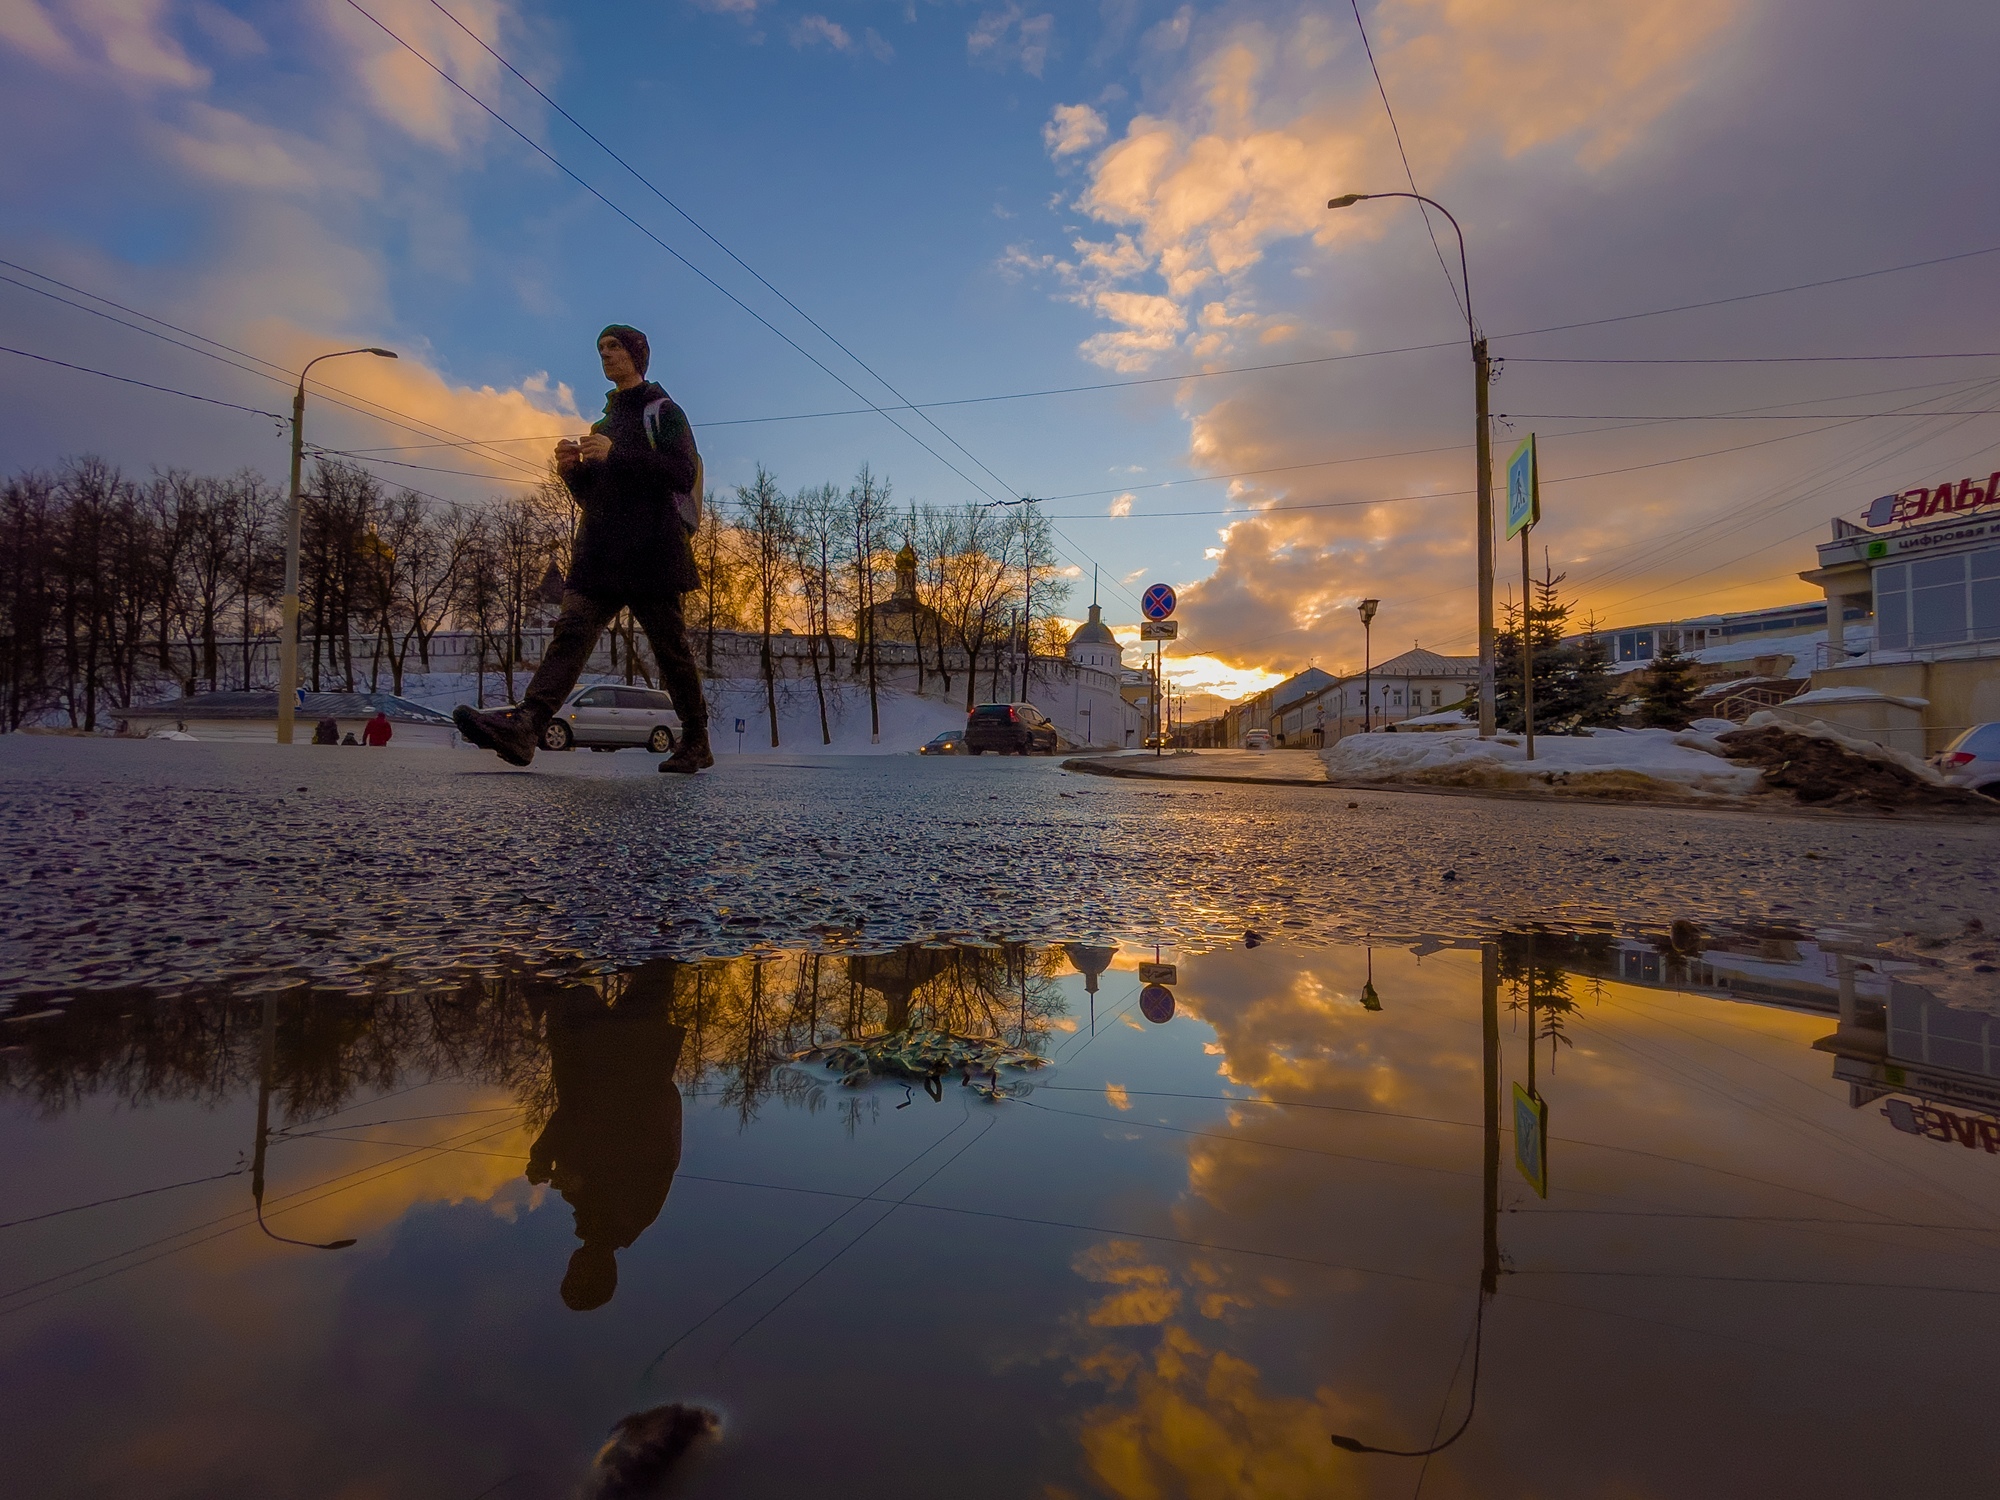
[2,736,1995,999]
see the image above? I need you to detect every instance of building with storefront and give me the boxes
[1799,478,2000,750]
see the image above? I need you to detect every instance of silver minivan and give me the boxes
[542,684,682,753]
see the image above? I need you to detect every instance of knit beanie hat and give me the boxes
[598,324,650,377]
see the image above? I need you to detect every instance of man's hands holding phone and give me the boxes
[554,433,612,473]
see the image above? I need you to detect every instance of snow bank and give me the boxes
[1735,709,1947,784]
[1320,726,1765,798]
[394,669,968,755]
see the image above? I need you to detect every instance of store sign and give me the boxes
[1863,473,2000,528]
[1883,1098,2000,1153]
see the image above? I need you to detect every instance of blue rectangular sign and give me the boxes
[1506,434,1539,540]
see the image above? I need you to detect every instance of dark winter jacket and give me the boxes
[564,381,700,598]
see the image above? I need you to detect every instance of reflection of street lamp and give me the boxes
[1359,598,1380,734]
[1329,941,1499,1457]
[1329,191,1495,738]
[1359,946,1381,1011]
[251,994,357,1251]
[277,346,398,745]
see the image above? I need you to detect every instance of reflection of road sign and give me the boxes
[1141,584,1177,621]
[1506,434,1539,540]
[1137,962,1178,985]
[1139,620,1179,641]
[1513,1082,1548,1198]
[1140,984,1176,1023]
[734,719,746,734]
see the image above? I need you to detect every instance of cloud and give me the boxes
[188,0,266,58]
[322,0,510,154]
[1044,102,1108,159]
[790,13,851,50]
[3,0,210,85]
[685,0,760,12]
[967,2,1054,78]
[1013,2,1740,376]
[156,101,370,193]
[0,0,77,67]
[1109,492,1134,517]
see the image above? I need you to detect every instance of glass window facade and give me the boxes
[1872,547,2000,651]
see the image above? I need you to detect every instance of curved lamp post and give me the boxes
[1327,193,1495,738]
[277,347,398,744]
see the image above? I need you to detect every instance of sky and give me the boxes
[4,0,1999,704]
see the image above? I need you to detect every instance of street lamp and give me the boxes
[1327,193,1496,738]
[277,346,398,744]
[1359,598,1379,734]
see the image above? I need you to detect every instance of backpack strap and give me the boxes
[643,395,702,533]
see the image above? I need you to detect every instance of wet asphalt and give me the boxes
[1,735,1994,999]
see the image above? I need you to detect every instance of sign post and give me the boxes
[1140,584,1177,757]
[1506,435,1540,762]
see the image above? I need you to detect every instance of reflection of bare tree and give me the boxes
[0,942,1077,1124]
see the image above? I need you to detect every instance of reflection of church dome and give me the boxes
[1063,942,1117,996]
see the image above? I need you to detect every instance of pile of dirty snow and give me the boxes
[1320,726,1765,799]
[1714,711,1992,811]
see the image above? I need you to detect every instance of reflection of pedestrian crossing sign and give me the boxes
[1513,1081,1548,1198]
[1506,434,1539,540]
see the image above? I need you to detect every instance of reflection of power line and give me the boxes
[0,1168,246,1232]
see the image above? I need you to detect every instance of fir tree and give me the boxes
[1640,637,1699,728]
[1565,615,1620,729]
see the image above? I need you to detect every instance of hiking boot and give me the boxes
[658,722,714,775]
[453,705,537,767]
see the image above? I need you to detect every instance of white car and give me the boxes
[542,684,681,753]
[1933,722,2000,798]
[1243,729,1272,750]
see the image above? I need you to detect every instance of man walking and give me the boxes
[454,325,713,773]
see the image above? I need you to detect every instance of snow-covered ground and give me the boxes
[391,669,968,755]
[1319,725,1767,798]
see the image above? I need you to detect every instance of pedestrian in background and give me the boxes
[362,710,392,747]
[454,325,712,774]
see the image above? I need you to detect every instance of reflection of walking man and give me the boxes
[455,325,713,774]
[527,964,686,1311]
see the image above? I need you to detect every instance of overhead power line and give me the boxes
[0,345,282,420]
[1345,0,1467,324]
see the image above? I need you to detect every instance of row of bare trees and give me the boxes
[1,454,1078,735]
[720,464,1072,745]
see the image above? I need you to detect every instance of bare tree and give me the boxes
[736,467,793,747]
[936,503,1013,710]
[846,465,889,740]
[791,481,848,744]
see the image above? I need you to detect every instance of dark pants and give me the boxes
[521,589,707,735]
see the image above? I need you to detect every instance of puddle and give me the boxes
[3,934,1997,1496]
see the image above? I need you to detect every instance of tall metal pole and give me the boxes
[277,347,396,744]
[1475,338,1497,737]
[1521,526,1536,761]
[1481,940,1500,1296]
[1329,193,1494,737]
[277,380,306,745]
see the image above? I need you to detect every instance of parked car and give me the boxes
[541,684,681,753]
[1932,722,2000,797]
[1243,729,1272,750]
[919,730,968,755]
[964,702,1059,755]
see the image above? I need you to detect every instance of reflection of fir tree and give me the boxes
[1641,638,1699,728]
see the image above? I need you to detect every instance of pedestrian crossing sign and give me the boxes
[1513,1081,1548,1198]
[1506,434,1539,540]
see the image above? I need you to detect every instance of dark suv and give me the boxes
[964,702,1059,755]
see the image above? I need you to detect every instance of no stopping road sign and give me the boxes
[1141,583,1177,621]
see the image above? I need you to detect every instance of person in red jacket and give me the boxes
[361,710,392,746]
